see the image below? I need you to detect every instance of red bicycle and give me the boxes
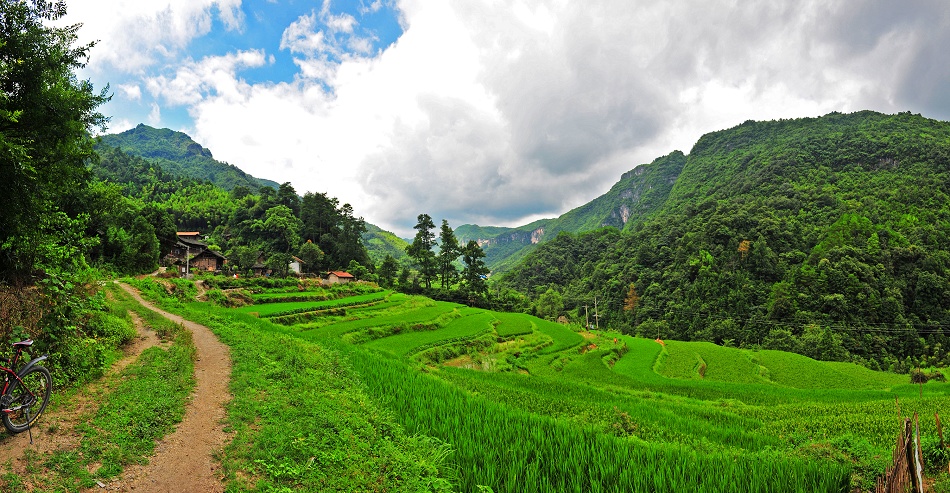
[0,339,51,439]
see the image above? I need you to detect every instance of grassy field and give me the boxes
[111,278,950,492]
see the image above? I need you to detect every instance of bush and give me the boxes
[922,433,950,474]
[86,311,137,347]
[53,337,107,386]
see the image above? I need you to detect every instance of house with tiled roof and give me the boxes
[325,271,355,284]
[166,232,227,275]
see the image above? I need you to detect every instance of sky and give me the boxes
[61,0,950,238]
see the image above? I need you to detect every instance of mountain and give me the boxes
[457,151,686,272]
[98,124,280,191]
[362,223,409,264]
[497,110,950,367]
[94,125,406,266]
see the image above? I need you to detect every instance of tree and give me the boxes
[297,240,324,274]
[622,283,640,313]
[0,0,109,282]
[397,266,412,291]
[347,259,369,281]
[228,245,260,273]
[265,252,293,277]
[334,203,369,268]
[535,287,563,321]
[438,219,460,288]
[258,205,301,254]
[460,240,489,297]
[141,203,178,258]
[276,182,300,216]
[377,255,398,288]
[406,213,437,289]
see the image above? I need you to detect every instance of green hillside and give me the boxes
[457,151,685,273]
[362,222,410,264]
[98,124,280,191]
[92,131,405,269]
[498,111,950,368]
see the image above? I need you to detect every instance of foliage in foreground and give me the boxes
[0,283,195,492]
[125,277,454,492]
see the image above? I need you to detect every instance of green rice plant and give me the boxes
[751,350,892,390]
[341,342,852,493]
[364,310,496,357]
[126,287,455,492]
[494,312,535,339]
[534,319,585,354]
[139,281,943,492]
[233,291,389,318]
[658,341,769,384]
[335,303,465,344]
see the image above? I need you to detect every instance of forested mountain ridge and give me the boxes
[457,151,686,272]
[92,131,408,268]
[498,110,950,369]
[98,124,280,191]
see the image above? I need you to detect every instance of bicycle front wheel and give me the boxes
[2,365,52,434]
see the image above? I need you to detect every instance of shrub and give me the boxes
[86,311,137,347]
[922,433,950,474]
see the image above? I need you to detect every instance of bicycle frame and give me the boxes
[0,343,45,414]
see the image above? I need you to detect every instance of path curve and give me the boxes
[0,313,162,467]
[105,283,233,493]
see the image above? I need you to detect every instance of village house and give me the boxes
[166,232,227,275]
[288,256,306,275]
[325,271,355,284]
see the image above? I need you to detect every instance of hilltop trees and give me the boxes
[438,220,460,288]
[299,191,369,270]
[497,111,950,368]
[403,215,492,304]
[460,240,489,296]
[407,214,437,289]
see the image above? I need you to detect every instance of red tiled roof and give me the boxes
[329,271,354,278]
[177,231,201,236]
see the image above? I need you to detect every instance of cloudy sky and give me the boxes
[62,0,950,237]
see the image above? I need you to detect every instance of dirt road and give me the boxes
[104,283,233,493]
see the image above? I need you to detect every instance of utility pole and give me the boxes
[584,305,590,329]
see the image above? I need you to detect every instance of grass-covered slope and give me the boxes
[498,111,950,367]
[362,222,410,264]
[457,151,685,272]
[98,124,279,191]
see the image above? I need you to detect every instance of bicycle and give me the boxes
[0,339,51,441]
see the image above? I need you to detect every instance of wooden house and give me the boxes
[167,232,227,275]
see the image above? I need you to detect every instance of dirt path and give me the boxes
[0,313,163,467]
[102,283,232,493]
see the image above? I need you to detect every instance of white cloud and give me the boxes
[65,0,950,238]
[118,84,142,101]
[148,103,162,126]
[61,0,244,74]
[145,50,269,106]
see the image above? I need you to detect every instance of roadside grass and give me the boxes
[0,283,194,492]
[123,277,455,491]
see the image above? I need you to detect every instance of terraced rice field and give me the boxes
[220,285,950,492]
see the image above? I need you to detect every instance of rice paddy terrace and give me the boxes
[222,282,950,492]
